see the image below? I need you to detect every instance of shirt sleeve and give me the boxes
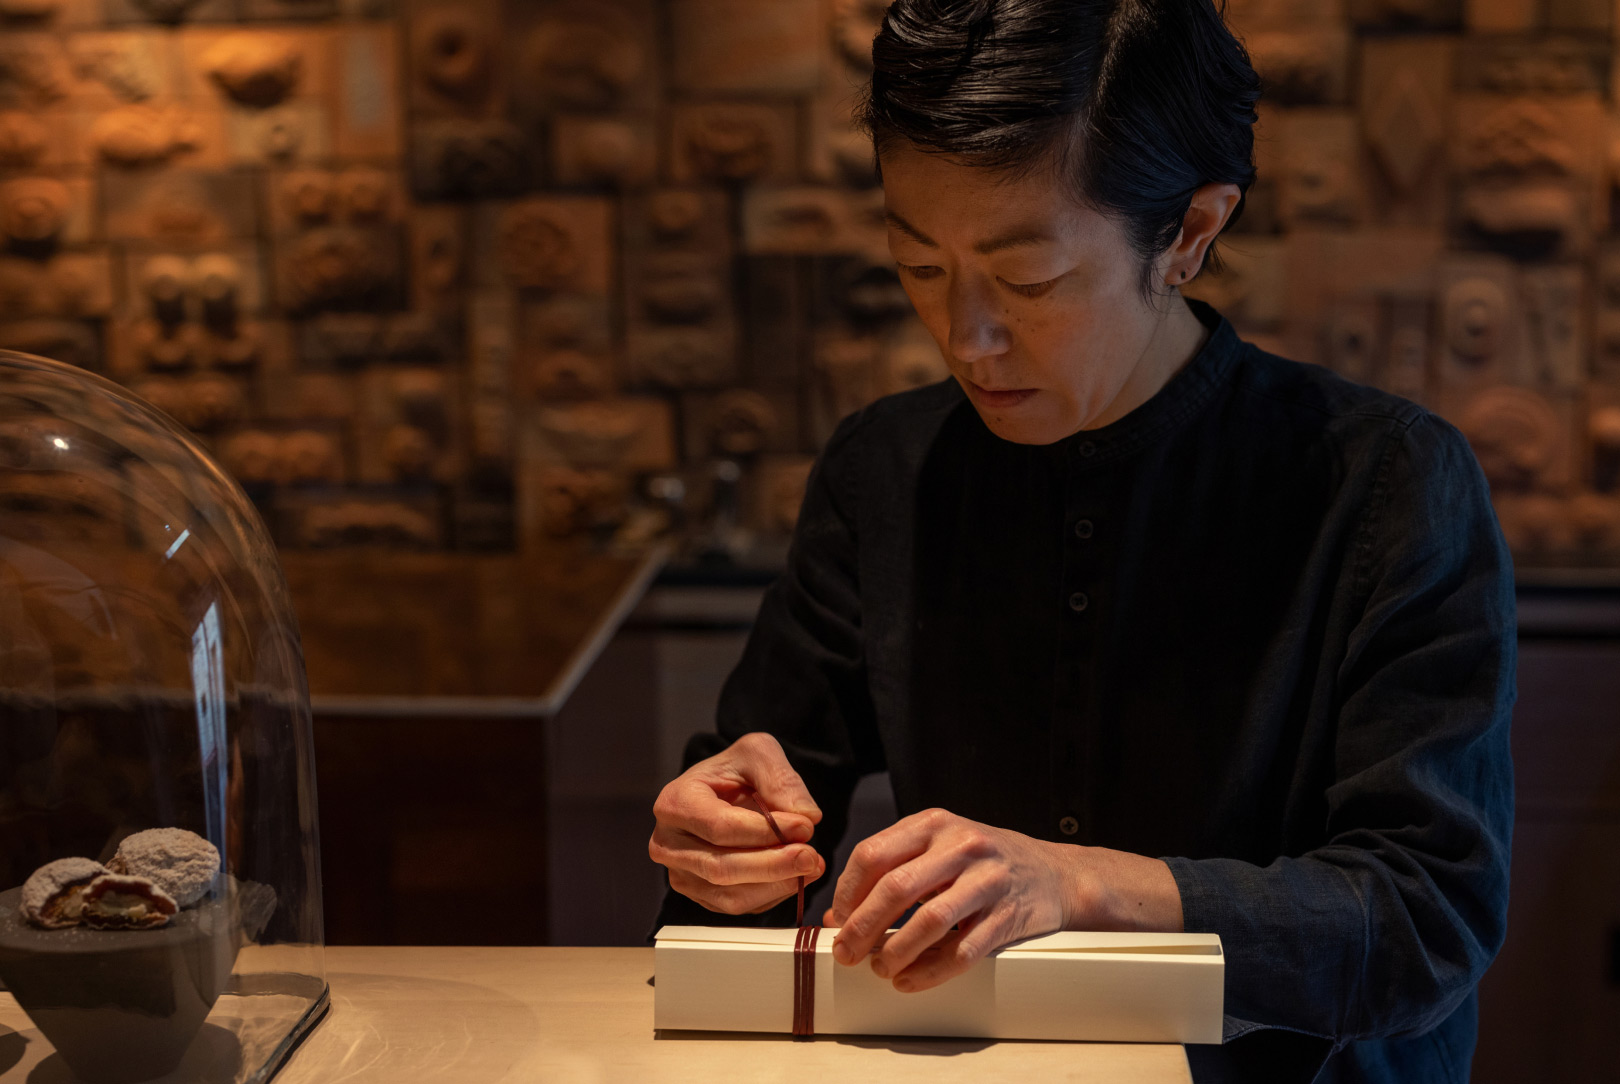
[653,409,887,931]
[1163,412,1517,1053]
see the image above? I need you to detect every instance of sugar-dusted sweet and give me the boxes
[108,827,220,909]
[79,873,178,930]
[18,857,106,929]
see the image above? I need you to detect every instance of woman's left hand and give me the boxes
[824,807,1184,993]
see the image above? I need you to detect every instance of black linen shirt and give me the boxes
[654,300,1516,1084]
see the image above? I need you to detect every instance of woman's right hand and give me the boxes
[649,732,827,914]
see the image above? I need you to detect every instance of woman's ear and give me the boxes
[1161,182,1243,285]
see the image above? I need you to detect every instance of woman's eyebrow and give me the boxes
[884,210,1055,254]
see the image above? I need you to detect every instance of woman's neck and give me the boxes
[1084,293,1210,431]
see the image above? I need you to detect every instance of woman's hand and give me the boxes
[825,808,1184,993]
[649,732,828,914]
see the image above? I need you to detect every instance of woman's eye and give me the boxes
[999,277,1057,298]
[898,263,943,281]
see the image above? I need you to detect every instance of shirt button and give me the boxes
[1068,591,1089,613]
[1076,440,1097,459]
[1073,518,1094,540]
[1059,816,1079,836]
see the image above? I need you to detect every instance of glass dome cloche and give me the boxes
[0,349,327,1083]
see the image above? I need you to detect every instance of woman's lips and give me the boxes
[965,380,1038,409]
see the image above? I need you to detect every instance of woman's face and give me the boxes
[880,141,1190,445]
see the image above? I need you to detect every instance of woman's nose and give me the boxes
[946,282,1012,364]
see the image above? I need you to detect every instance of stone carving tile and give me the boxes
[1319,296,1382,385]
[1245,27,1351,106]
[273,225,405,314]
[407,205,466,308]
[551,114,657,189]
[357,365,459,484]
[629,251,728,327]
[178,28,331,109]
[1592,243,1620,381]
[806,86,877,189]
[1464,0,1539,32]
[1383,292,1433,404]
[1345,0,1460,28]
[1587,387,1620,493]
[622,188,731,254]
[524,396,676,471]
[521,294,614,354]
[0,317,99,370]
[100,0,233,26]
[408,117,529,200]
[1519,264,1586,391]
[1277,109,1364,227]
[522,345,616,401]
[668,102,798,185]
[669,0,821,94]
[80,102,220,169]
[220,425,347,489]
[1452,94,1606,258]
[1454,36,1609,96]
[0,251,113,318]
[477,195,614,295]
[1446,384,1578,493]
[626,326,737,389]
[236,0,339,23]
[742,186,889,256]
[1435,255,1524,392]
[467,289,515,468]
[0,174,91,251]
[270,166,402,236]
[277,492,443,550]
[224,99,330,165]
[331,23,402,161]
[1281,229,1445,331]
[510,0,658,116]
[0,34,72,109]
[407,0,500,116]
[63,30,181,108]
[1544,0,1612,31]
[1359,37,1451,228]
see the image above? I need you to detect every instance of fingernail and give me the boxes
[832,939,853,965]
[871,959,890,979]
[796,852,817,874]
[895,977,913,992]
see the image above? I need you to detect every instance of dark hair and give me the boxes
[857,0,1261,299]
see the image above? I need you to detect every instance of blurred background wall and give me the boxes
[4,0,1620,572]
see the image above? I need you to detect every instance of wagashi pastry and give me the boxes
[107,828,220,909]
[79,874,177,930]
[18,858,107,929]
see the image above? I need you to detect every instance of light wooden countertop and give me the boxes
[0,946,1194,1082]
[279,946,1192,1083]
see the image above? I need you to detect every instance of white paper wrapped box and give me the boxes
[654,925,1224,1044]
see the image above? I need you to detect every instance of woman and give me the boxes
[648,2,1515,1081]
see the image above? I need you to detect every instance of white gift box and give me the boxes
[653,925,1224,1043]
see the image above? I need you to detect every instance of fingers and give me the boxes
[890,908,1013,993]
[649,821,825,887]
[655,775,808,848]
[832,829,975,966]
[870,867,1006,981]
[828,808,956,931]
[667,867,804,916]
[727,732,823,825]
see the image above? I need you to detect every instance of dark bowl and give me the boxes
[0,885,247,1084]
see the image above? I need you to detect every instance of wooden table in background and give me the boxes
[281,545,667,947]
[277,946,1194,1083]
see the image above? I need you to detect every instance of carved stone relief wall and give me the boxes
[1190,1,1620,569]
[1,1,1617,570]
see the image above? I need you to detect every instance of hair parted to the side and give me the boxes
[857,0,1262,300]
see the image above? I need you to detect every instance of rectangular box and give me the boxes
[654,925,1224,1044]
